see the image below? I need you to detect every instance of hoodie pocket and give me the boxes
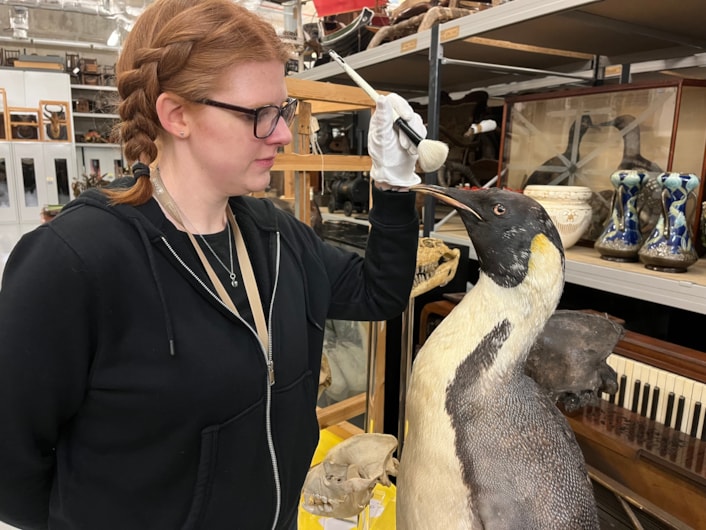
[180,398,272,530]
[180,372,318,530]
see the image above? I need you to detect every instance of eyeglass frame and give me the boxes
[195,96,298,139]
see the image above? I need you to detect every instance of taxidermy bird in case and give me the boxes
[302,186,601,529]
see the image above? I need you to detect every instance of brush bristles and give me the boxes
[417,139,449,173]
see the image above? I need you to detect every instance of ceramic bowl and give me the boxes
[523,185,593,249]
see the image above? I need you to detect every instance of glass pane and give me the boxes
[21,158,38,207]
[54,158,70,205]
[0,157,8,208]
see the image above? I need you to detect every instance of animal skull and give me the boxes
[412,237,460,298]
[301,433,399,519]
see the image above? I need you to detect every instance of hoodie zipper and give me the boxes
[159,234,283,529]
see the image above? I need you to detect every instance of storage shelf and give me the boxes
[70,84,118,92]
[430,222,706,315]
[73,112,119,119]
[294,0,706,98]
[75,143,121,148]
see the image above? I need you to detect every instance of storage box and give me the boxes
[499,80,706,244]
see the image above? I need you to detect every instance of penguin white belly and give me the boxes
[397,295,507,530]
[397,368,473,530]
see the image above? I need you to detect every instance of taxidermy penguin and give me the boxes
[601,114,661,173]
[398,185,599,530]
[524,114,594,187]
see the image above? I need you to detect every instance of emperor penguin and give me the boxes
[398,185,599,530]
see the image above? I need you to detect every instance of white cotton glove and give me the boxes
[368,93,426,188]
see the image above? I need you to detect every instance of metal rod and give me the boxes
[423,24,443,237]
[441,57,595,81]
[397,297,415,458]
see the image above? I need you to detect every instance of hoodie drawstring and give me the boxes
[131,218,177,356]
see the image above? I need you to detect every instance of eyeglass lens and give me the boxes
[256,99,297,139]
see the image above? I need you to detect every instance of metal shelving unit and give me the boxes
[298,0,706,316]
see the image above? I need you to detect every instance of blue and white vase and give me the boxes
[594,170,647,262]
[638,172,700,273]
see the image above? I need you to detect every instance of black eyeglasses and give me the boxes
[196,97,298,139]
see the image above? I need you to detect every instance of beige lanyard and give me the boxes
[151,172,270,357]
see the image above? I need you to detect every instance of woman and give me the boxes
[0,0,424,528]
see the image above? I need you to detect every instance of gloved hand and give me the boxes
[368,93,426,188]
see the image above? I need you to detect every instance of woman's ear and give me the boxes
[156,92,189,139]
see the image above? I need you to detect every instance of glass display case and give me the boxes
[499,80,706,244]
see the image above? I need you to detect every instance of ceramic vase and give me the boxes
[523,185,593,249]
[594,170,648,262]
[638,172,700,273]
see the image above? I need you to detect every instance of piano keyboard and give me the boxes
[603,354,706,439]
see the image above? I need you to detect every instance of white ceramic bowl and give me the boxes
[523,185,593,249]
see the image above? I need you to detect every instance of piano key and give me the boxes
[672,372,687,428]
[660,373,677,427]
[692,384,705,438]
[622,358,635,410]
[675,395,685,434]
[644,365,659,419]
[600,354,706,436]
[640,383,651,417]
[665,392,676,429]
[633,362,645,414]
[680,377,696,434]
[650,387,660,421]
[691,402,702,438]
[631,379,641,413]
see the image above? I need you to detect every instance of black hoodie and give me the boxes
[0,180,419,530]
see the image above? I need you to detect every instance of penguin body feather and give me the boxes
[399,186,599,530]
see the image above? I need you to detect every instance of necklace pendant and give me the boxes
[230,274,238,288]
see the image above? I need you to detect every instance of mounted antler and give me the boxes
[43,104,66,140]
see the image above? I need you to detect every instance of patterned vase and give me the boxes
[638,172,700,273]
[594,170,648,262]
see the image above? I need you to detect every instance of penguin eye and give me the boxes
[493,203,506,216]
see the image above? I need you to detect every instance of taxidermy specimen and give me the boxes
[397,185,599,529]
[302,186,603,529]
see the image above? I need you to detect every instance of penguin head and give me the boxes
[412,185,564,288]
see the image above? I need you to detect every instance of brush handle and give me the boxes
[329,51,422,146]
[394,117,422,147]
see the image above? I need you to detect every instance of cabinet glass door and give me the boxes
[43,143,76,205]
[0,142,19,223]
[11,143,47,224]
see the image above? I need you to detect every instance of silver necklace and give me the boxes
[152,169,238,287]
[197,222,238,288]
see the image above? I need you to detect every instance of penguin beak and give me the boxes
[410,184,482,221]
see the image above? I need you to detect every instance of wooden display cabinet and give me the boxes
[498,80,706,244]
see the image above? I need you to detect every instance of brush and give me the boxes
[328,51,449,173]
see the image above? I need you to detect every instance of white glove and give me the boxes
[368,93,426,188]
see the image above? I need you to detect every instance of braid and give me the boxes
[106,0,291,206]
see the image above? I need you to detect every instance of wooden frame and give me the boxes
[9,107,40,141]
[39,100,72,142]
[0,88,8,141]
